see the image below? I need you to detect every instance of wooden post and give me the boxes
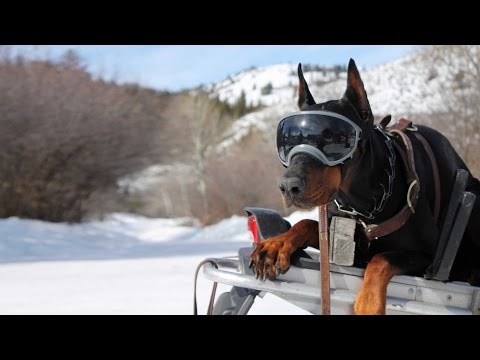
[319,204,330,315]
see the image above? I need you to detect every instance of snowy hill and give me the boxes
[208,52,450,151]
[317,56,444,116]
[208,53,443,118]
[206,63,347,108]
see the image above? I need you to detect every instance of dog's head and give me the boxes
[279,59,375,209]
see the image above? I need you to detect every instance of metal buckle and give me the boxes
[407,179,419,213]
[357,218,368,229]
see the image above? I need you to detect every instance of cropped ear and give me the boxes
[297,63,316,110]
[379,114,392,128]
[343,59,373,122]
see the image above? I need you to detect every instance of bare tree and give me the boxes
[204,129,288,222]
[186,91,232,215]
[419,45,480,175]
[0,51,167,222]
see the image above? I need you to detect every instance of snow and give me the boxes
[209,51,455,152]
[206,63,346,108]
[208,53,446,120]
[0,209,317,314]
[117,163,194,193]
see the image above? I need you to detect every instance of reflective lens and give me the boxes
[276,111,361,166]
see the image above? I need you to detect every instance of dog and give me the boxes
[250,59,480,315]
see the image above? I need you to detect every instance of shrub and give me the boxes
[0,52,166,222]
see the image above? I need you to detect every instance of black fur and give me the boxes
[284,60,480,285]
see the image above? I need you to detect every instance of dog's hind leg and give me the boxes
[354,251,431,315]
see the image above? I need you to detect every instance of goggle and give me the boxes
[276,110,362,167]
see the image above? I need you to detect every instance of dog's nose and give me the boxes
[279,177,305,197]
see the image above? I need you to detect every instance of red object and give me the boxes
[247,215,261,244]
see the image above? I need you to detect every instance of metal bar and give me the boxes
[435,191,476,281]
[203,261,321,299]
[203,262,474,315]
[427,169,469,279]
[237,294,257,315]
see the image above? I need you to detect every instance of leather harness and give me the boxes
[362,118,441,241]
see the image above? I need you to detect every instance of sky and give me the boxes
[12,45,419,91]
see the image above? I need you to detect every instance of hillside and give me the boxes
[208,53,444,118]
[121,46,480,222]
[206,63,347,107]
[209,52,448,150]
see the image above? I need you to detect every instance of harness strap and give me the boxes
[413,132,441,223]
[363,127,420,240]
[193,259,219,315]
[390,129,420,187]
[362,118,441,240]
[387,118,414,132]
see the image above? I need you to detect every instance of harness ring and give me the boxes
[407,179,418,213]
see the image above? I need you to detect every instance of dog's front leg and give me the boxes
[250,219,319,280]
[354,253,399,315]
[354,251,431,315]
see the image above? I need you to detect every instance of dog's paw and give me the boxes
[249,236,295,281]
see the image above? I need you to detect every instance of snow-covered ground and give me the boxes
[204,51,450,158]
[0,210,318,314]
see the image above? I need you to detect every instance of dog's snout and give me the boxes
[279,177,305,197]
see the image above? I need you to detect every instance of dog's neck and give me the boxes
[336,127,406,223]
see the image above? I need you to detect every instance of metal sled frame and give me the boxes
[203,248,480,315]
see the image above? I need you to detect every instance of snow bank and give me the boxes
[0,209,317,314]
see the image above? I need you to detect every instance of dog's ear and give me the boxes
[343,59,373,123]
[297,63,316,110]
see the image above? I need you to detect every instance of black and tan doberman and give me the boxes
[250,59,480,314]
